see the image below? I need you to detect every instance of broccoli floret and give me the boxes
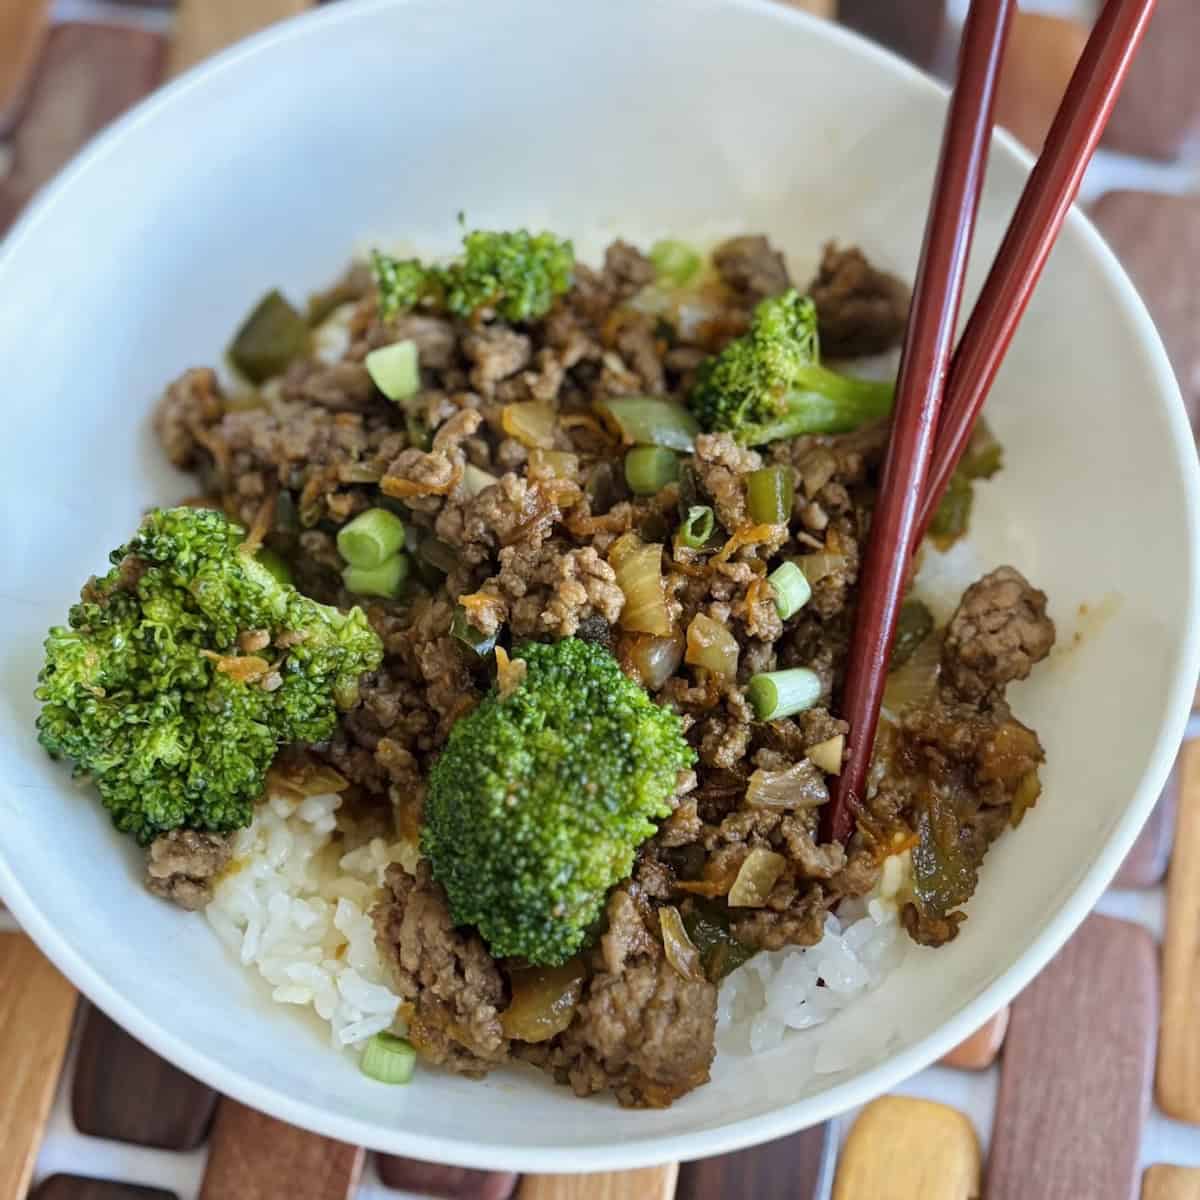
[371,228,574,324]
[688,289,895,445]
[35,507,383,844]
[422,638,694,965]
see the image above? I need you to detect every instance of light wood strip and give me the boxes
[0,933,79,1200]
[0,0,51,130]
[777,0,837,17]
[517,1167,679,1200]
[939,1007,1009,1071]
[832,1096,981,1200]
[1159,739,1200,1123]
[168,0,313,77]
[987,915,1157,1200]
[1144,1165,1200,1200]
[376,1156,516,1200]
[994,12,1089,152]
[198,1099,363,1200]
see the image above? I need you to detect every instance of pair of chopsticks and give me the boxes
[824,0,1159,845]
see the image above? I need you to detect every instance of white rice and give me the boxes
[205,791,415,1054]
[715,851,911,1070]
[206,792,910,1072]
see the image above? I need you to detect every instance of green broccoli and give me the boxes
[422,638,694,965]
[35,506,383,844]
[371,228,574,324]
[688,289,895,445]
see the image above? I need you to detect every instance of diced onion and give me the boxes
[727,848,786,908]
[612,540,672,636]
[501,401,557,449]
[659,906,706,981]
[500,960,587,1043]
[797,447,838,498]
[807,734,845,775]
[494,646,527,699]
[795,552,847,586]
[685,613,739,678]
[882,630,941,713]
[462,463,499,497]
[626,633,685,690]
[745,761,828,810]
[529,448,580,480]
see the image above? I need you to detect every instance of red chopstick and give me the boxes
[823,0,1015,846]
[913,0,1159,545]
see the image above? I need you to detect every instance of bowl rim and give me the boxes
[2,0,1198,1173]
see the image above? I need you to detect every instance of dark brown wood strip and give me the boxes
[837,0,947,68]
[1115,762,1179,888]
[1158,739,1200,1123]
[32,1176,177,1200]
[199,1099,364,1199]
[0,0,51,131]
[677,1123,830,1200]
[1144,1166,1200,1199]
[72,1004,218,1150]
[0,22,166,235]
[986,914,1157,1200]
[0,934,79,1200]
[1103,0,1200,160]
[1091,191,1200,437]
[939,1007,1009,1071]
[376,1157,517,1200]
[833,1097,980,1199]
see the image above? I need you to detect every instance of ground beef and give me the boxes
[282,360,377,412]
[463,327,533,396]
[489,542,625,638]
[373,863,509,1074]
[692,433,761,531]
[941,566,1056,702]
[527,890,716,1108]
[730,883,826,951]
[155,367,224,470]
[144,830,234,910]
[807,242,911,359]
[712,235,792,303]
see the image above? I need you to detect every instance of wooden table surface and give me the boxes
[4,0,1199,1197]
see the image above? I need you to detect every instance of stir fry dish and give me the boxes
[35,226,1055,1105]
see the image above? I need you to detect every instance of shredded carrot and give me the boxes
[201,650,271,684]
[710,523,778,569]
[380,465,461,499]
[240,490,277,556]
[457,590,499,620]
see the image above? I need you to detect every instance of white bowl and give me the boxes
[0,0,1196,1173]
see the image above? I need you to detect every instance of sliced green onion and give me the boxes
[679,505,716,549]
[256,547,293,587]
[625,446,679,495]
[746,668,822,720]
[228,290,311,384]
[336,508,406,570]
[890,598,934,671]
[365,339,420,402]
[342,553,409,599]
[929,469,973,548]
[649,239,702,289]
[767,561,810,620]
[417,536,460,575]
[360,1032,417,1084]
[746,466,795,525]
[452,604,497,659]
[596,396,701,452]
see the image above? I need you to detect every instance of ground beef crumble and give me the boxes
[154,231,1055,1107]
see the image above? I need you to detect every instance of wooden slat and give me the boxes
[1091,191,1200,436]
[517,1168,678,1200]
[776,0,837,17]
[0,22,166,234]
[677,1125,830,1200]
[0,0,51,131]
[1103,0,1200,160]
[376,1157,517,1200]
[837,0,947,68]
[72,1004,218,1150]
[0,934,79,1200]
[986,915,1157,1200]
[832,1097,980,1200]
[31,1177,176,1200]
[994,12,1089,152]
[1116,763,1179,888]
[198,1099,364,1200]
[1159,740,1200,1124]
[1144,1166,1200,1200]
[939,1007,1009,1071]
[168,0,313,77]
